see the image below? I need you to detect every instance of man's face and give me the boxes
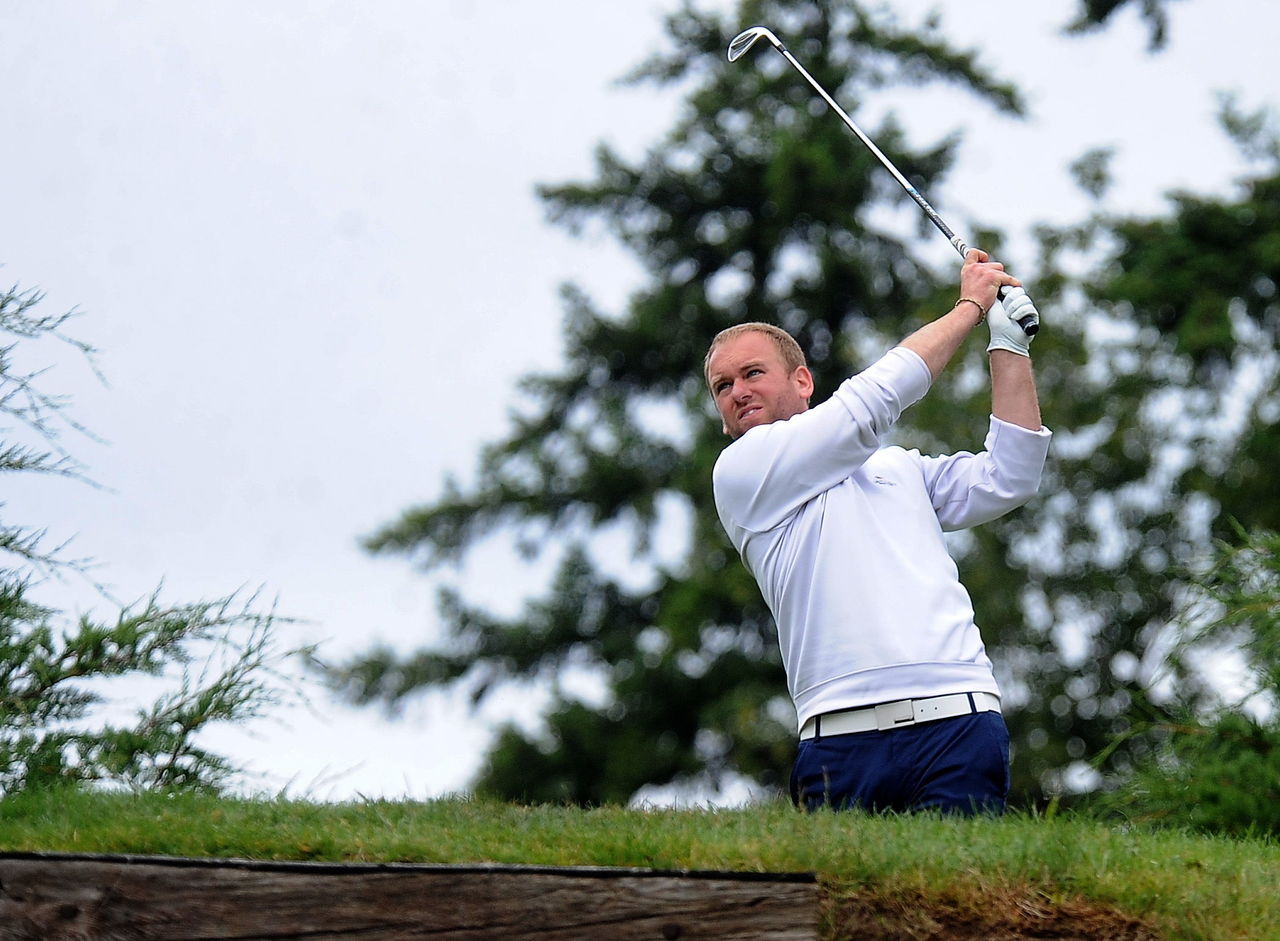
[707,331,813,439]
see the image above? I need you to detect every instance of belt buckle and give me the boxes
[874,699,915,731]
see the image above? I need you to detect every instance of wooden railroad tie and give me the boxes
[0,852,818,940]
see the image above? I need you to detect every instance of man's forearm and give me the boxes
[990,349,1041,430]
[898,302,984,379]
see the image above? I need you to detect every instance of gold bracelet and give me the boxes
[955,296,988,323]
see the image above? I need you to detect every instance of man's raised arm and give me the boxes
[899,249,1019,379]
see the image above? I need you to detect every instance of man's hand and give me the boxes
[959,249,1016,317]
[987,287,1038,357]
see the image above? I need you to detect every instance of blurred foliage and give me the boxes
[337,0,1280,809]
[1065,0,1182,49]
[1,281,300,796]
[1010,94,1280,803]
[1091,525,1280,836]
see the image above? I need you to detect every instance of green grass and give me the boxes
[1,789,1276,939]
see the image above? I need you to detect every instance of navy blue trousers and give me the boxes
[790,711,1010,815]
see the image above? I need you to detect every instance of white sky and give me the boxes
[3,0,1277,801]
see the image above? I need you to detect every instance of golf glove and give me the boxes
[987,286,1038,356]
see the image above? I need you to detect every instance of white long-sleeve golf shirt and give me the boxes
[712,346,1051,731]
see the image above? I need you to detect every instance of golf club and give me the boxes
[727,26,1039,336]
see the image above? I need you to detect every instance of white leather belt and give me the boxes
[799,692,1001,741]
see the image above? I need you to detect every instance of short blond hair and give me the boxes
[703,322,807,391]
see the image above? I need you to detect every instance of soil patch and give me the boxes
[823,883,1163,940]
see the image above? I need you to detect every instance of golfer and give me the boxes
[706,250,1050,814]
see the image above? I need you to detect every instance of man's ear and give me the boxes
[794,365,814,401]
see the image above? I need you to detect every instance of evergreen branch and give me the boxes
[1064,0,1173,51]
[0,580,303,797]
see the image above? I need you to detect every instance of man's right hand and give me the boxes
[960,249,1017,317]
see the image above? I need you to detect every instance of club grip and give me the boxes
[999,285,1040,337]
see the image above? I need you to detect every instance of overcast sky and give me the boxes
[4,0,1277,801]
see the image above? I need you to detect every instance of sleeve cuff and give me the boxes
[880,346,933,408]
[987,414,1052,439]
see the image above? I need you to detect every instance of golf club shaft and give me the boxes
[776,46,967,254]
[736,29,1039,335]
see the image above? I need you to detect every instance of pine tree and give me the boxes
[332,0,1029,804]
[337,0,1280,808]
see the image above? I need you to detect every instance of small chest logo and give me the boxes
[872,475,897,487]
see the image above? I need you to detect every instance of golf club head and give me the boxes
[727,26,783,62]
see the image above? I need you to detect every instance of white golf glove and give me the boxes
[987,286,1039,356]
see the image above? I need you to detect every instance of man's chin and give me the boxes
[732,411,768,437]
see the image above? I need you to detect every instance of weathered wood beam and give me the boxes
[0,853,818,940]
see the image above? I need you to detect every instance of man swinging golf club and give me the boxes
[710,23,1052,816]
[706,250,1050,814]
